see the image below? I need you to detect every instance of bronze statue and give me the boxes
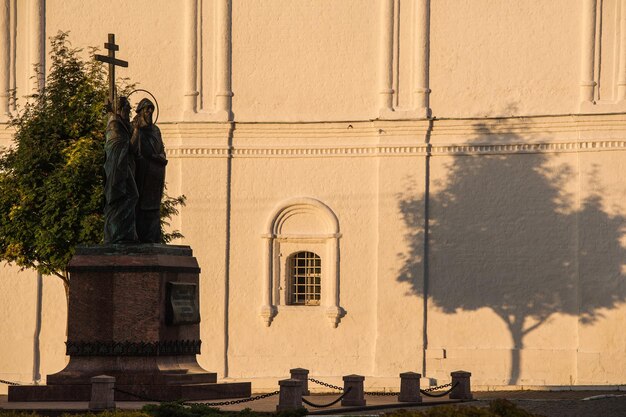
[103,96,139,244]
[131,98,167,243]
[98,35,167,244]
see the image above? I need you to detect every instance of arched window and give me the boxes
[289,251,321,306]
[261,197,344,327]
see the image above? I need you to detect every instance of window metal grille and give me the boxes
[290,251,321,306]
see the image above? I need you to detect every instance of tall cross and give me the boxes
[94,34,128,114]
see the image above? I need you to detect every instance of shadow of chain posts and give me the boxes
[112,387,280,406]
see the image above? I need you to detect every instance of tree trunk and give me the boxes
[63,272,69,337]
[32,271,43,384]
[508,319,524,385]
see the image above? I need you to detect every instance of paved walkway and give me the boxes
[0,393,464,414]
[3,391,626,416]
[473,391,626,417]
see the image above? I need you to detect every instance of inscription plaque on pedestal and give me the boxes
[166,282,200,325]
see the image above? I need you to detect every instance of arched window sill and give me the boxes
[271,305,346,327]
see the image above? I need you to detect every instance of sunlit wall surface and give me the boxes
[0,0,625,392]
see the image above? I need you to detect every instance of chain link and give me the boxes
[102,379,458,405]
[191,391,280,407]
[421,382,452,392]
[420,382,458,398]
[0,379,21,386]
[301,387,352,408]
[308,377,343,391]
[364,381,457,397]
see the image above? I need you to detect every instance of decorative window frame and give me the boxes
[260,197,344,327]
[579,0,626,111]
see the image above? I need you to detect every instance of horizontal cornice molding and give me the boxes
[162,115,626,157]
[2,113,626,157]
[167,145,429,159]
[166,140,626,158]
[430,140,626,156]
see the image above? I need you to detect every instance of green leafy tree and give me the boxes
[0,32,184,298]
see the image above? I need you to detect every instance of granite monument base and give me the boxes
[9,244,250,402]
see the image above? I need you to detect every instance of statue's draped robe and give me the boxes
[134,124,167,243]
[103,115,138,243]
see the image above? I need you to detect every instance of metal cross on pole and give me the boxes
[94,33,128,114]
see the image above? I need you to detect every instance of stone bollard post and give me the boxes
[398,372,422,402]
[89,375,115,410]
[276,378,303,411]
[290,368,310,395]
[449,370,472,400]
[341,374,366,406]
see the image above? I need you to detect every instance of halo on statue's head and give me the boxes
[127,89,160,124]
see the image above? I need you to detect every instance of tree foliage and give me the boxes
[0,32,185,290]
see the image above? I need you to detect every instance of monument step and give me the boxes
[9,381,251,402]
[177,382,252,401]
[163,372,218,384]
[46,371,217,386]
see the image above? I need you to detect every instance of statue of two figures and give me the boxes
[103,97,167,244]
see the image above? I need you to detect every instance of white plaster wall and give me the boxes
[231,0,378,122]
[577,150,626,384]
[1,1,626,392]
[426,150,580,385]
[226,146,379,377]
[429,0,581,118]
[373,125,428,377]
[0,266,66,395]
[161,125,232,375]
[0,266,38,394]
[44,0,185,122]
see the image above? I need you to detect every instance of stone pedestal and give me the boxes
[89,375,115,410]
[276,379,303,411]
[398,371,421,402]
[341,374,365,407]
[449,370,472,400]
[289,368,310,395]
[9,244,251,402]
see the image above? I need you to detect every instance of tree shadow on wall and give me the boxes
[397,122,626,385]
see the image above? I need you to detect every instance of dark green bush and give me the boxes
[0,412,41,417]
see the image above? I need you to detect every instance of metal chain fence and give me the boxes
[421,382,453,392]
[309,376,459,401]
[34,376,459,406]
[191,391,280,407]
[420,382,458,398]
[0,379,20,386]
[301,387,352,408]
[308,377,343,391]
[365,381,459,397]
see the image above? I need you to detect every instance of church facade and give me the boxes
[1,0,626,393]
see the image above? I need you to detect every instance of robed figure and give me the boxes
[132,98,167,243]
[103,97,139,243]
